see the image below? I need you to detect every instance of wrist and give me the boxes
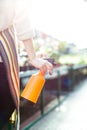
[29,57,37,65]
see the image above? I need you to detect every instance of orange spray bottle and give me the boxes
[21,71,45,103]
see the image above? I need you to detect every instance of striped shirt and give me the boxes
[0,1,35,129]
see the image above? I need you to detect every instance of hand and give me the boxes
[30,58,53,75]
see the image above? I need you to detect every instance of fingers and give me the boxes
[40,60,53,75]
[40,65,47,74]
[30,58,53,75]
[46,61,53,75]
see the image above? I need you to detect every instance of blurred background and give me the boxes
[19,0,87,130]
[18,0,87,68]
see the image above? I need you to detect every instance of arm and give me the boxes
[23,39,53,75]
[14,1,53,75]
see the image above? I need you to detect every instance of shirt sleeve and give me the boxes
[13,0,35,41]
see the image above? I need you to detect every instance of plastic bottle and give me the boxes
[21,71,45,103]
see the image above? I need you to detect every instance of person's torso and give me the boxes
[0,0,16,31]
